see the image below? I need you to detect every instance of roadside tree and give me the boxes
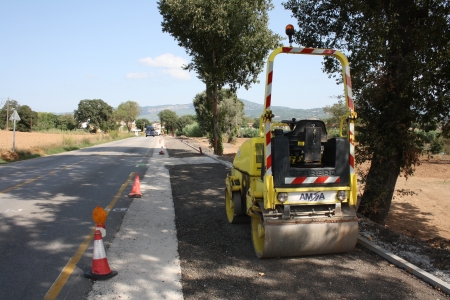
[0,99,20,130]
[16,105,38,132]
[74,99,114,132]
[177,115,195,133]
[37,112,58,131]
[158,0,282,155]
[220,95,244,142]
[115,101,141,132]
[242,116,255,128]
[157,109,178,136]
[252,118,260,129]
[193,89,244,147]
[135,118,151,131]
[284,0,450,224]
[323,97,346,128]
[56,114,77,131]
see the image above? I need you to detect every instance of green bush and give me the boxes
[327,128,340,138]
[430,136,444,154]
[181,122,203,137]
[416,130,444,154]
[240,128,259,138]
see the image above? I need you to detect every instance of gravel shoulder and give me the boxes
[164,136,447,299]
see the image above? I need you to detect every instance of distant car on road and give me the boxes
[145,126,156,137]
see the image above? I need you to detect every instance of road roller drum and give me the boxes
[250,203,358,258]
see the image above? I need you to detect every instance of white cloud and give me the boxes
[162,68,190,81]
[126,72,149,79]
[139,53,190,80]
[139,53,187,68]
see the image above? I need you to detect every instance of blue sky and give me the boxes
[1,1,343,114]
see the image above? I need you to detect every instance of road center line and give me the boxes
[43,172,135,300]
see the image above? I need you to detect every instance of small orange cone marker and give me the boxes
[85,230,118,280]
[128,173,142,198]
[92,206,107,237]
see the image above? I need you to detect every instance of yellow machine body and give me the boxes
[225,45,359,258]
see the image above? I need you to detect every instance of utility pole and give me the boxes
[6,97,9,131]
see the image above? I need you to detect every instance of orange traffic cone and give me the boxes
[128,173,142,198]
[85,230,118,280]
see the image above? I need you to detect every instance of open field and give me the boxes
[0,130,102,150]
[0,130,132,162]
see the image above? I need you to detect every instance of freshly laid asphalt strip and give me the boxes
[88,137,444,299]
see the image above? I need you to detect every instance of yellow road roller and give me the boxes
[225,25,358,258]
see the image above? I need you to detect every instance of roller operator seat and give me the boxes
[284,120,328,163]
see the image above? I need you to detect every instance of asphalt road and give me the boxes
[0,135,160,299]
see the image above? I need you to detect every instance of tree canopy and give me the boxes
[74,99,115,132]
[323,97,346,128]
[16,105,38,132]
[177,115,196,133]
[0,101,37,132]
[0,99,19,130]
[193,89,244,147]
[219,93,244,141]
[1,100,77,132]
[56,113,77,131]
[36,112,58,131]
[158,109,179,135]
[158,0,282,154]
[135,118,151,131]
[115,100,141,132]
[284,0,450,224]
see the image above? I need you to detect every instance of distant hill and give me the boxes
[139,99,328,121]
[139,103,194,121]
[239,99,328,121]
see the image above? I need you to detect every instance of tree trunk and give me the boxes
[211,49,223,156]
[358,151,402,224]
[212,84,221,155]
